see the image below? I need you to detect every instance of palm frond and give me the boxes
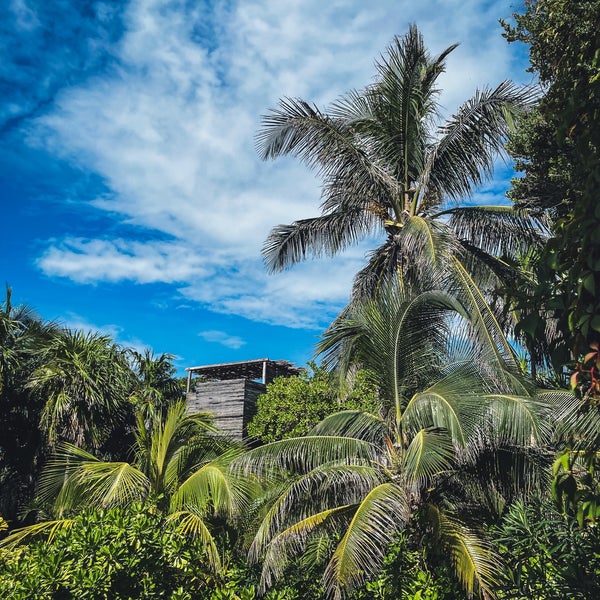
[166,509,222,571]
[322,482,410,600]
[441,205,547,258]
[259,505,353,593]
[402,365,487,446]
[262,208,376,273]
[0,518,75,549]
[450,257,521,381]
[403,428,455,482]
[249,464,385,563]
[171,448,254,519]
[422,80,535,204]
[482,393,548,447]
[308,410,388,444]
[234,435,379,479]
[426,504,499,599]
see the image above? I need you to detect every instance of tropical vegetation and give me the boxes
[3,4,600,599]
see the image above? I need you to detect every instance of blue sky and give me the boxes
[0,0,531,375]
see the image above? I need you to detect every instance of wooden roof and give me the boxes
[185,358,301,382]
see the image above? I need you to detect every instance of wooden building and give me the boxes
[185,358,301,440]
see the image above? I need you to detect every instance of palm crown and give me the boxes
[258,25,541,299]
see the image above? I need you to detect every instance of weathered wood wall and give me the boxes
[186,378,266,440]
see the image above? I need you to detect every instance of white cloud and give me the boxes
[28,0,528,329]
[198,329,246,349]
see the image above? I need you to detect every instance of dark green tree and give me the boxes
[0,288,56,521]
[503,0,600,363]
[26,328,134,452]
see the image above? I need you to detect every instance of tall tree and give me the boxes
[128,348,183,419]
[503,0,600,364]
[0,288,56,521]
[258,25,540,308]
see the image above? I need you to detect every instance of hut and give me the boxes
[185,358,301,439]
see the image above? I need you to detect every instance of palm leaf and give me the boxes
[259,505,353,593]
[422,80,534,204]
[0,518,75,549]
[426,504,499,599]
[308,410,388,444]
[403,428,455,482]
[322,482,410,600]
[249,463,385,563]
[234,435,378,478]
[166,509,222,571]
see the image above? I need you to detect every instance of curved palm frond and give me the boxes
[171,447,254,519]
[308,410,388,444]
[402,365,488,447]
[234,435,378,479]
[482,392,548,448]
[441,205,547,258]
[422,81,535,205]
[262,208,376,273]
[403,428,455,482]
[425,503,499,599]
[249,463,385,564]
[450,257,522,381]
[0,518,75,549]
[166,509,222,570]
[259,505,353,593]
[322,482,410,600]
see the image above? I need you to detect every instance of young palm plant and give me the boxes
[237,281,549,599]
[258,25,543,307]
[2,401,258,570]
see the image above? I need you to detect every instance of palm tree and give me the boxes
[26,328,134,451]
[238,282,549,599]
[128,348,183,419]
[258,25,542,306]
[3,401,257,570]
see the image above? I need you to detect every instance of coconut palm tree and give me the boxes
[258,25,542,306]
[3,401,258,570]
[237,281,549,599]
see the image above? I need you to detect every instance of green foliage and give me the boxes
[351,535,466,600]
[0,504,204,599]
[492,499,600,599]
[247,363,380,443]
[503,0,600,360]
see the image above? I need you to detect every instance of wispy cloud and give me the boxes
[19,0,527,329]
[198,329,246,350]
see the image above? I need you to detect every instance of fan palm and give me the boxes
[2,401,258,569]
[238,281,549,599]
[258,25,542,305]
[128,348,183,418]
[26,328,134,451]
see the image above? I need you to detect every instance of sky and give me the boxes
[0,0,532,375]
